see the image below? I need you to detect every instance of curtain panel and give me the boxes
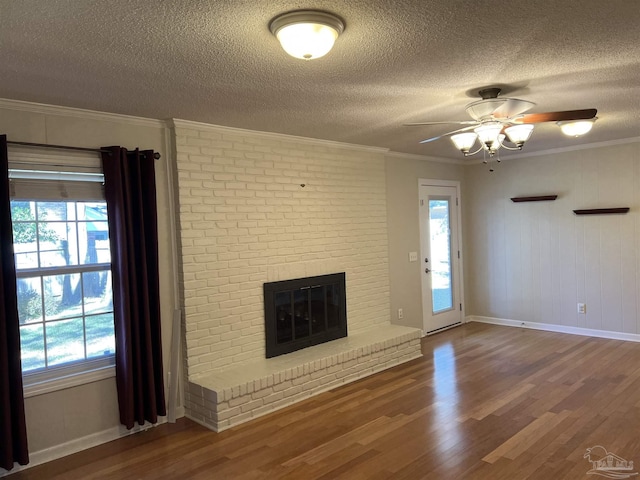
[101,146,166,429]
[0,135,29,470]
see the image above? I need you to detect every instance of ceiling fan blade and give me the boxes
[404,120,478,126]
[419,125,477,144]
[517,108,597,124]
[492,98,536,118]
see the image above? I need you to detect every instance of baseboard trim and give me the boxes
[467,315,640,343]
[0,407,185,477]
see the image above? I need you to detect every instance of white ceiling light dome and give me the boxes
[270,10,345,60]
[558,118,597,137]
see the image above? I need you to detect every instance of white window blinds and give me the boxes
[8,147,104,201]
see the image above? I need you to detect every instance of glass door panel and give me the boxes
[429,199,453,313]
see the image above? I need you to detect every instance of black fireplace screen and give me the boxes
[264,273,347,358]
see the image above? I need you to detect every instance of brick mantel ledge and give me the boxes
[185,324,422,431]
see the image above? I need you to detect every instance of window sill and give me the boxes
[23,363,116,398]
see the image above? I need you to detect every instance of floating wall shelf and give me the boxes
[510,195,558,203]
[573,208,630,215]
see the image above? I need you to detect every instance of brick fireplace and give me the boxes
[173,120,422,431]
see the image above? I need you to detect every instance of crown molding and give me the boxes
[385,150,466,165]
[169,119,390,155]
[0,98,165,128]
[515,136,640,159]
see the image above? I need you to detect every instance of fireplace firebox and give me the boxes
[264,273,347,358]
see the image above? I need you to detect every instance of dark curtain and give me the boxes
[101,146,166,429]
[0,135,29,470]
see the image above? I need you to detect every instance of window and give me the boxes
[8,149,115,394]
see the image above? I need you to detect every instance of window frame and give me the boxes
[22,356,115,398]
[8,148,116,397]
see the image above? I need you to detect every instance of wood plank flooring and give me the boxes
[10,322,640,479]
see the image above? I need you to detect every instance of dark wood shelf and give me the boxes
[573,208,630,215]
[510,195,558,203]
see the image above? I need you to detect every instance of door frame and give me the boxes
[418,178,465,335]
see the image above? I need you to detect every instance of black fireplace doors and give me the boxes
[264,273,347,358]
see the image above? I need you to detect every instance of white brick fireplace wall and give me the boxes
[172,120,422,430]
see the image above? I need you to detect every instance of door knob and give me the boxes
[425,267,431,274]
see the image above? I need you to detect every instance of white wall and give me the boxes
[0,100,178,461]
[172,120,392,377]
[464,141,640,333]
[385,153,465,331]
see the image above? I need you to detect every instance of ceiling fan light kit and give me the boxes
[450,122,534,157]
[557,118,597,137]
[405,87,597,163]
[269,10,344,60]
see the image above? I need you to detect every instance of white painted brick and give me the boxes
[189,345,212,357]
[281,384,303,398]
[217,406,242,421]
[178,126,397,394]
[196,129,223,141]
[252,387,275,400]
[292,374,311,386]
[189,363,213,375]
[188,411,206,423]
[240,398,265,414]
[319,373,337,385]
[301,378,323,392]
[272,380,292,392]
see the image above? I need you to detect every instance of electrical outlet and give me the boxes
[408,252,418,262]
[577,303,586,314]
[398,308,404,319]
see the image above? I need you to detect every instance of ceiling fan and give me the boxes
[405,87,597,157]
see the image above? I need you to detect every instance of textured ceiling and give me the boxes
[0,0,639,160]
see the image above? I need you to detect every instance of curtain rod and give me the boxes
[7,141,161,159]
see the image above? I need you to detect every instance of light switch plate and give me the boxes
[409,251,418,262]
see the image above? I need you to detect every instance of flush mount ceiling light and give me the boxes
[557,118,597,137]
[269,10,345,60]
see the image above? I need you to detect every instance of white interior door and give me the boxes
[419,182,463,334]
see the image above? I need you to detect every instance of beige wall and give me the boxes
[173,120,393,377]
[385,153,465,331]
[0,101,178,455]
[464,141,640,332]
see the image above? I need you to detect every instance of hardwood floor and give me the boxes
[10,322,640,479]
